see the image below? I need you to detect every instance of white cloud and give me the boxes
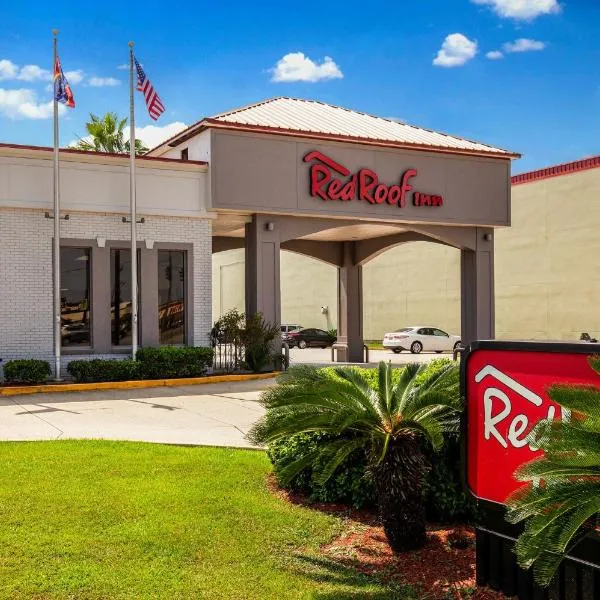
[0,59,18,80]
[116,64,129,70]
[0,87,66,119]
[472,0,560,20]
[0,59,85,84]
[270,52,343,83]
[503,38,546,52]
[486,50,505,59]
[88,76,121,87]
[17,64,51,82]
[65,70,85,84]
[433,34,478,67]
[126,121,188,148]
[69,122,188,151]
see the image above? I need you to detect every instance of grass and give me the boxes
[0,441,407,600]
[365,341,384,350]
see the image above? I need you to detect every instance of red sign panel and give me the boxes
[303,151,443,208]
[465,343,600,505]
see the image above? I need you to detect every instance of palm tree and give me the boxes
[75,112,148,155]
[248,361,461,551]
[506,357,600,587]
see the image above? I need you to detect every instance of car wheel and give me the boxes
[454,341,462,351]
[410,341,423,354]
[298,340,307,349]
[392,348,402,354]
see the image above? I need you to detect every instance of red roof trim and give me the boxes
[201,119,519,160]
[512,155,600,186]
[0,142,208,166]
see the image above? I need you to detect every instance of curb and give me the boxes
[0,372,280,397]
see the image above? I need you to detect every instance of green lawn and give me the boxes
[0,441,405,600]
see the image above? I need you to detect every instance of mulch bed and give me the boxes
[267,475,508,600]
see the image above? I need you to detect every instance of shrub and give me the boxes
[67,359,140,383]
[136,346,213,379]
[3,359,52,384]
[268,432,375,508]
[242,313,282,373]
[265,359,478,522]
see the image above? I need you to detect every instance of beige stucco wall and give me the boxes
[496,168,600,340]
[212,166,600,341]
[212,249,338,332]
[362,243,460,339]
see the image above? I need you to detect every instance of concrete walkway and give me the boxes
[0,379,272,448]
[0,352,444,447]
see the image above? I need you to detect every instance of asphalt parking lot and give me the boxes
[288,346,451,367]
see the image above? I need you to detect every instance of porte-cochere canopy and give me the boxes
[149,97,519,362]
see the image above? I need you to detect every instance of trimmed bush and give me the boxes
[266,359,478,522]
[67,359,140,383]
[268,432,375,508]
[136,346,213,379]
[3,359,52,384]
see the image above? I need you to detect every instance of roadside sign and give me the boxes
[464,341,600,505]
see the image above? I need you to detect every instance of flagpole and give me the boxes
[129,41,138,359]
[52,28,62,380]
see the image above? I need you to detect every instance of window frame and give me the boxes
[155,244,193,347]
[59,240,94,353]
[58,238,194,355]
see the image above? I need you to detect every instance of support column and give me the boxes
[244,215,281,330]
[461,228,495,347]
[336,242,364,363]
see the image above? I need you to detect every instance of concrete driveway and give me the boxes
[0,351,447,447]
[0,379,271,448]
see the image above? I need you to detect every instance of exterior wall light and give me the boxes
[483,233,492,241]
[266,222,275,231]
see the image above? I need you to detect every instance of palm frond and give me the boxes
[547,384,600,417]
[508,379,600,587]
[392,362,422,414]
[312,437,368,485]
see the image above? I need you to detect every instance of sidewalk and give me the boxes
[0,379,272,448]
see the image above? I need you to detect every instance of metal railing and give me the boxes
[212,341,244,373]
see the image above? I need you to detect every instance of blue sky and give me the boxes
[0,0,598,173]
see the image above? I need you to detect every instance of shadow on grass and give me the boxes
[289,554,420,600]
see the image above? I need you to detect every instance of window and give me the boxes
[433,328,449,337]
[60,247,91,347]
[111,249,141,346]
[158,250,186,344]
[180,148,189,161]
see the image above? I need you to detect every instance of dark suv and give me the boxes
[283,328,336,349]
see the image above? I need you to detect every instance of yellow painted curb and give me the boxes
[0,372,280,397]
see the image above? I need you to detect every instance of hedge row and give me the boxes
[1,347,214,385]
[2,360,52,384]
[68,347,213,383]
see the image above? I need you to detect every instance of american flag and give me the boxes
[134,57,165,121]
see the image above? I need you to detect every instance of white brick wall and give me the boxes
[0,207,212,369]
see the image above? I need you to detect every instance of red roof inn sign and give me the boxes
[303,151,443,207]
[464,341,600,505]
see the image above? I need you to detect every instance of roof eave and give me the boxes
[200,119,520,160]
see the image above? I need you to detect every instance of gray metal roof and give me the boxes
[151,97,518,158]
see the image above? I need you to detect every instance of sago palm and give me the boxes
[248,361,461,551]
[506,356,600,587]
